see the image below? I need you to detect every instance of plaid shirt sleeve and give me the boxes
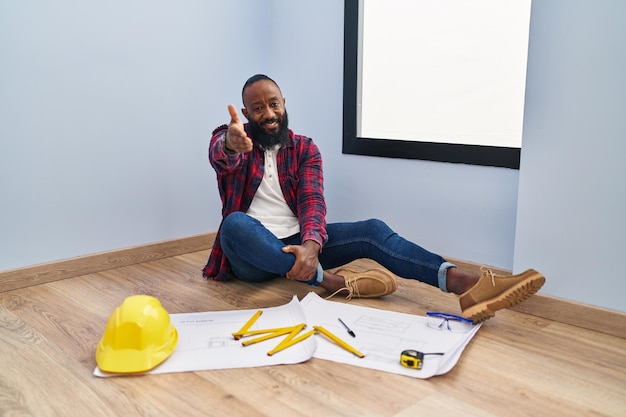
[279,133,327,249]
[204,125,260,281]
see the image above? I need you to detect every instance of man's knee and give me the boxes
[364,218,391,233]
[222,211,252,233]
[220,212,258,246]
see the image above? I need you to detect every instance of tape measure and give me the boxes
[400,350,445,370]
[400,350,424,369]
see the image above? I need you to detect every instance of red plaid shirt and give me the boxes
[202,124,327,280]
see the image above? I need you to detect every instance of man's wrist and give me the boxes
[302,239,321,253]
[221,133,236,154]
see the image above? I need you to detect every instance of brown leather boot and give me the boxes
[328,267,398,300]
[460,268,545,323]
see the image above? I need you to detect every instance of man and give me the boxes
[203,74,545,323]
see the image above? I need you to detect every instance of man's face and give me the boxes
[242,79,288,148]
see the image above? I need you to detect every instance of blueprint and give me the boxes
[300,292,481,379]
[94,292,480,379]
[94,295,315,377]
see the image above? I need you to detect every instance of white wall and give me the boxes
[2,1,622,313]
[514,0,626,312]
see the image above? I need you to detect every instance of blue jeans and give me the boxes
[219,212,455,292]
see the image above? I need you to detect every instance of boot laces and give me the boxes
[325,276,360,301]
[325,284,355,301]
[480,266,496,286]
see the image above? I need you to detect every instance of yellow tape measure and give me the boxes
[400,350,424,369]
[400,350,444,370]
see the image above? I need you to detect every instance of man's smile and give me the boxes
[262,119,280,131]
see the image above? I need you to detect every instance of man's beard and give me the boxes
[248,111,289,149]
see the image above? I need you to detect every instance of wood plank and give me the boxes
[394,392,500,417]
[0,304,128,416]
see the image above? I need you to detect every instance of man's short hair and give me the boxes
[242,74,280,104]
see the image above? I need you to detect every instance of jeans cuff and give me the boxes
[304,263,324,287]
[437,262,456,292]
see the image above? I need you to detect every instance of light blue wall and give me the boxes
[0,1,247,267]
[1,1,622,312]
[514,0,626,312]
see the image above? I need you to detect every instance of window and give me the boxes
[343,0,532,168]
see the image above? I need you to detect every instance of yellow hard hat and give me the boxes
[96,295,178,373]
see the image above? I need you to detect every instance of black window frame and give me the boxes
[342,0,521,169]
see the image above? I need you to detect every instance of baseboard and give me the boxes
[0,232,216,293]
[508,293,626,339]
[2,234,624,339]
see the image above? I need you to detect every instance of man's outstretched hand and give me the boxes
[224,104,253,153]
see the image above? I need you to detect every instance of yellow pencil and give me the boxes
[267,325,311,356]
[232,326,301,339]
[314,325,365,358]
[241,325,302,347]
[269,323,306,349]
[232,310,262,340]
[267,328,316,356]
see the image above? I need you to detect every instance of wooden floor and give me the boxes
[1,249,625,417]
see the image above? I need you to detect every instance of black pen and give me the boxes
[338,318,356,337]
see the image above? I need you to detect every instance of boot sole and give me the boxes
[462,274,546,323]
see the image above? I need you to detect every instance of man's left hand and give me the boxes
[282,240,321,282]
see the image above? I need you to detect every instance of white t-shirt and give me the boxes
[246,145,300,238]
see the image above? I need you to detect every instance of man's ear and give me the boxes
[241,107,249,120]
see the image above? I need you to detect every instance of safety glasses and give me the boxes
[426,312,475,333]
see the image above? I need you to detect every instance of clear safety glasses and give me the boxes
[426,312,475,333]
